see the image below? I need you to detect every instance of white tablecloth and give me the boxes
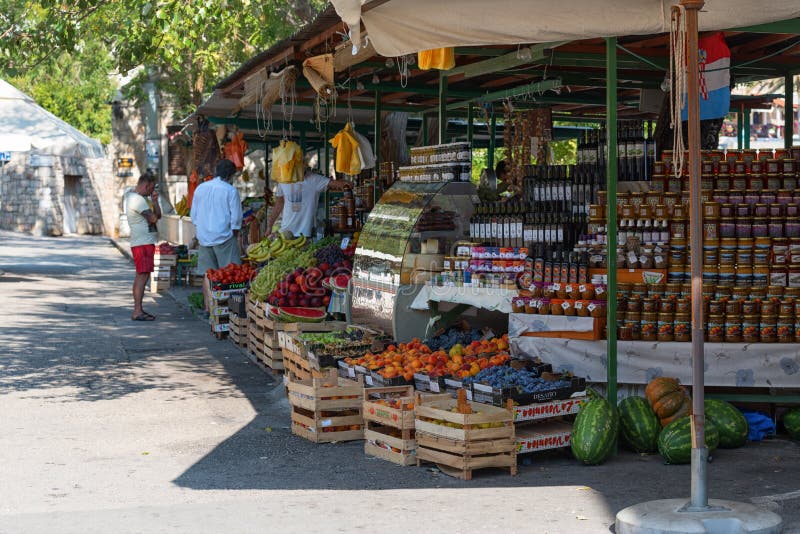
[410,285,516,313]
[511,337,800,388]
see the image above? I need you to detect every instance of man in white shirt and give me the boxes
[125,171,161,321]
[266,164,347,238]
[190,159,243,281]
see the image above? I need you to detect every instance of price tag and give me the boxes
[561,301,571,310]
[587,303,597,312]
[321,419,333,427]
[364,375,374,386]
[466,389,473,401]
[595,286,605,295]
[347,367,356,378]
[341,237,351,249]
[579,284,587,293]
[552,283,561,291]
[429,381,440,393]
[655,255,664,265]
[565,285,573,293]
[575,301,584,309]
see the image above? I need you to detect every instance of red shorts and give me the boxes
[132,244,155,274]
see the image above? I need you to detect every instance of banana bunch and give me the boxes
[175,196,190,216]
[245,233,307,263]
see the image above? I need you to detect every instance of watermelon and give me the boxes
[658,416,719,464]
[783,408,800,440]
[571,393,618,465]
[332,274,351,292]
[618,396,660,453]
[705,399,748,448]
[276,306,326,323]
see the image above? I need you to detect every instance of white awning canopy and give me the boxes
[331,0,800,57]
[0,79,104,158]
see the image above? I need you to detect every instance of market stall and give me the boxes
[166,1,800,489]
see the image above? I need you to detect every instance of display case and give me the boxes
[350,181,477,341]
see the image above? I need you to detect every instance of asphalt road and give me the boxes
[0,231,798,534]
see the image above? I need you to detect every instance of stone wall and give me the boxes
[0,152,112,236]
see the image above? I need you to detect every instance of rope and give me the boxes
[669,4,687,180]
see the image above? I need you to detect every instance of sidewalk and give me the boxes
[1,230,798,534]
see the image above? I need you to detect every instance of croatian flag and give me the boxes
[681,32,731,121]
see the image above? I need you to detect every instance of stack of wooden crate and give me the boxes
[287,370,364,443]
[414,391,517,480]
[278,321,347,381]
[246,294,268,364]
[150,253,176,292]
[228,313,248,348]
[363,386,417,466]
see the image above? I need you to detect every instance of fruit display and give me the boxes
[314,243,347,269]
[343,335,511,382]
[249,248,316,300]
[571,390,619,465]
[424,326,486,351]
[268,306,327,323]
[175,196,190,216]
[263,267,330,309]
[298,328,366,345]
[617,396,660,453]
[657,416,719,465]
[783,407,800,440]
[645,376,692,426]
[206,262,258,285]
[704,399,748,448]
[154,242,177,255]
[462,365,566,394]
[246,232,308,263]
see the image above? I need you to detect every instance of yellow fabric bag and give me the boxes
[418,47,455,70]
[329,123,362,175]
[270,140,304,184]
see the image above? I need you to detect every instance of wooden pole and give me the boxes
[682,0,709,511]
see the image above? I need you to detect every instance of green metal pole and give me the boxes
[744,109,751,150]
[786,73,795,151]
[488,112,497,171]
[467,104,474,144]
[737,107,744,150]
[605,37,618,406]
[374,89,382,168]
[439,72,448,144]
[324,120,330,177]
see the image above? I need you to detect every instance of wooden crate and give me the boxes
[291,405,364,444]
[282,348,328,381]
[364,420,416,466]
[287,371,365,443]
[261,346,284,372]
[415,441,517,480]
[414,396,515,442]
[414,392,516,480]
[229,314,248,348]
[149,278,171,292]
[286,370,363,412]
[363,386,416,430]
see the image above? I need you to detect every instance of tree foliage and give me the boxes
[1,0,324,139]
[7,40,116,144]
